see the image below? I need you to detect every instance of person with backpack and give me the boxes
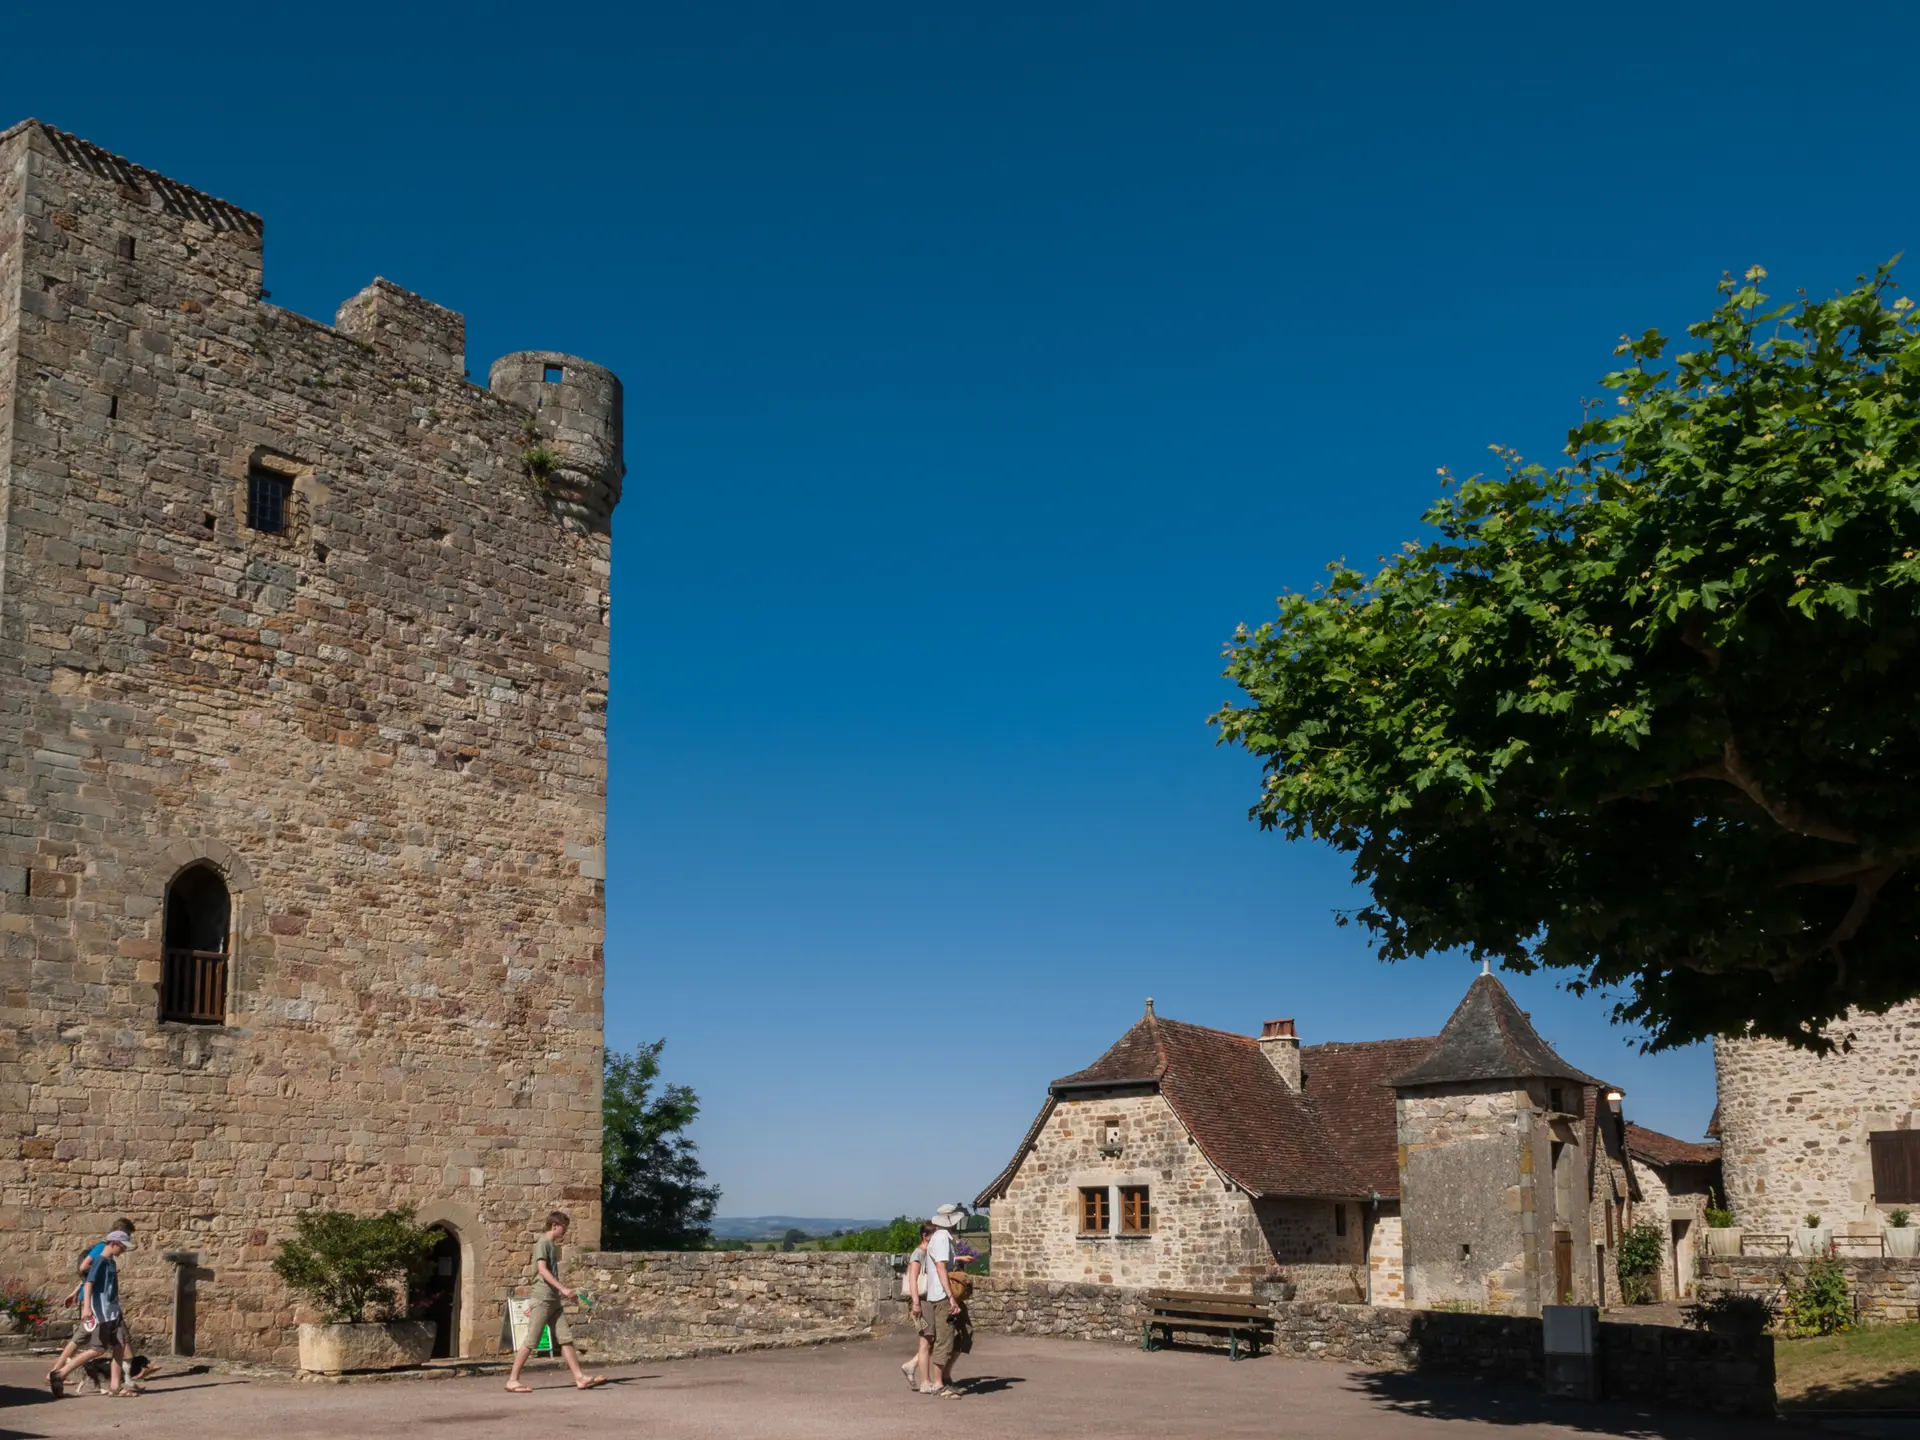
[908,1205,969,1398]
[47,1219,135,1397]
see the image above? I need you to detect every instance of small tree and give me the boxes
[1616,1221,1666,1304]
[602,1039,721,1250]
[1782,1256,1852,1336]
[272,1208,438,1325]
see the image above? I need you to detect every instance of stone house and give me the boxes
[1624,1122,1722,1299]
[981,972,1716,1316]
[0,121,620,1362]
[1714,1001,1920,1242]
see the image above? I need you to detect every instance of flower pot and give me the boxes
[1887,1227,1919,1259]
[1794,1227,1832,1258]
[1704,1227,1743,1258]
[297,1320,436,1374]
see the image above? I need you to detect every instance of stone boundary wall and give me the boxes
[968,1277,1774,1419]
[570,1251,899,1360]
[1699,1254,1920,1325]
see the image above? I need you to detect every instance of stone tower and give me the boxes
[1391,974,1606,1314]
[1714,1002,1920,1238]
[0,120,621,1362]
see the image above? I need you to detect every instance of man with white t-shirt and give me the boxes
[909,1205,967,1397]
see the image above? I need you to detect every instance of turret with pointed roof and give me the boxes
[1389,973,1601,1090]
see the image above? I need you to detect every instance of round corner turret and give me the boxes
[490,351,625,534]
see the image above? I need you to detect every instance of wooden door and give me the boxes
[1554,1231,1574,1304]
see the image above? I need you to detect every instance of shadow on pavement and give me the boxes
[1348,1371,1812,1436]
[956,1375,1024,1396]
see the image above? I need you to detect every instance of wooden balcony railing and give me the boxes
[161,948,227,1024]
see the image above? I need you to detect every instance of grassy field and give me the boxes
[1776,1324,1920,1409]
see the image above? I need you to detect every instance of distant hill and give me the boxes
[709,1215,887,1241]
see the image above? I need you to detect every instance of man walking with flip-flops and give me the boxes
[504,1211,606,1395]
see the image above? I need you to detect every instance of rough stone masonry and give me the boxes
[0,120,622,1363]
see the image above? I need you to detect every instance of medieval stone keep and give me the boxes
[0,120,621,1363]
[980,974,1721,1314]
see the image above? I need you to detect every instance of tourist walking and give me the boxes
[47,1218,135,1395]
[49,1229,136,1397]
[909,1204,968,1397]
[504,1211,606,1394]
[899,1222,937,1390]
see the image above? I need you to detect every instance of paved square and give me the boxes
[0,1336,1807,1439]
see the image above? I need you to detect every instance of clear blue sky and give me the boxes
[17,1,1917,1219]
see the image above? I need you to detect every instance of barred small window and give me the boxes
[246,464,292,534]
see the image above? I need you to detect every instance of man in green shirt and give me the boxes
[505,1211,605,1393]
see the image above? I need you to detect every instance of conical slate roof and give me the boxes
[1388,973,1601,1089]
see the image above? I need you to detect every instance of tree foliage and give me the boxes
[603,1039,721,1251]
[271,1207,437,1324]
[1215,264,1920,1050]
[1616,1220,1665,1304]
[823,1216,926,1253]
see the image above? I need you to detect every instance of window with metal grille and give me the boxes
[161,864,230,1024]
[1079,1187,1109,1235]
[1871,1131,1920,1203]
[1120,1185,1150,1234]
[246,464,292,534]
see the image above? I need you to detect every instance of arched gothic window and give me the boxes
[161,865,230,1024]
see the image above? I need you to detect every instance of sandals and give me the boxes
[47,1369,63,1397]
[575,1376,607,1390]
[504,1382,533,1393]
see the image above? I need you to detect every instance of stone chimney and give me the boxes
[1259,1018,1300,1090]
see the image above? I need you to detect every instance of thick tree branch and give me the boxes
[1681,736,1859,846]
[1805,864,1900,961]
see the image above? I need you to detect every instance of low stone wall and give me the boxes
[969,1277,1774,1418]
[571,1251,898,1360]
[1699,1255,1920,1325]
[966,1277,1146,1343]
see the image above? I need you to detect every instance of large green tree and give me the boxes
[602,1039,720,1250]
[1214,265,1920,1051]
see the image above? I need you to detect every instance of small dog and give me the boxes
[77,1354,153,1391]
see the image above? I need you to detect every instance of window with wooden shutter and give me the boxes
[1871,1131,1920,1203]
[1079,1187,1109,1234]
[1120,1185,1151,1234]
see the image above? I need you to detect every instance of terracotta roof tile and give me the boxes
[1298,1037,1436,1199]
[1625,1122,1721,1168]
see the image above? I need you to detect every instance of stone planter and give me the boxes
[297,1320,436,1375]
[1794,1227,1832,1258]
[1887,1227,1919,1259]
[1704,1226,1743,1257]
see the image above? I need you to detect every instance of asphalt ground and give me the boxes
[0,1334,1840,1439]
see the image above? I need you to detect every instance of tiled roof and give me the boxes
[1625,1122,1721,1168]
[980,1011,1422,1203]
[1389,974,1603,1088]
[1299,1037,1437,1199]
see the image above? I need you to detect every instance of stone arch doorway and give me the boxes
[419,1224,462,1359]
[412,1203,484,1358]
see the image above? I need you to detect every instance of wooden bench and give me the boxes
[1141,1290,1274,1361]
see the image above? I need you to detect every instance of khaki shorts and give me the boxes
[916,1300,958,1366]
[526,1296,572,1349]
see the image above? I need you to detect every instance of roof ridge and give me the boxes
[1155,1015,1257,1045]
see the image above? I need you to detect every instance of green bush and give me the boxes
[1616,1221,1665,1305]
[824,1217,925,1253]
[1782,1257,1851,1337]
[271,1207,438,1325]
[1705,1188,1735,1229]
[1683,1293,1773,1336]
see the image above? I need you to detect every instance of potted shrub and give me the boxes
[1704,1194,1742,1257]
[1888,1209,1918,1259]
[273,1207,440,1374]
[1794,1212,1833,1258]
